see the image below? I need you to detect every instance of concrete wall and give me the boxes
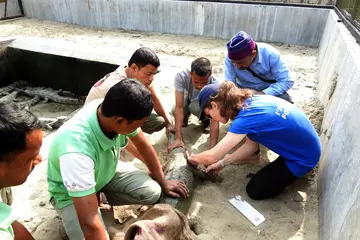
[22,0,329,47]
[207,0,335,5]
[318,10,360,240]
[0,0,22,18]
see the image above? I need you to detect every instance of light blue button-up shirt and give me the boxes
[224,43,294,96]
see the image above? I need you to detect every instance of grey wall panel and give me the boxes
[22,0,329,46]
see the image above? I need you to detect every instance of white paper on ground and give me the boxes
[229,195,265,226]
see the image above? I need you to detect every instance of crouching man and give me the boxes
[48,79,189,240]
[169,57,220,152]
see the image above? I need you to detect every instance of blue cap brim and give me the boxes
[197,83,221,120]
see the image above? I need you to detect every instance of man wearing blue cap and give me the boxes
[224,31,294,103]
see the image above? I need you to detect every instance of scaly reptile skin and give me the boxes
[0,81,29,96]
[38,116,69,130]
[18,96,41,110]
[159,133,195,213]
[19,86,84,105]
[160,145,195,214]
[160,133,223,213]
[0,91,18,103]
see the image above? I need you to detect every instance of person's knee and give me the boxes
[246,179,266,200]
[141,181,162,204]
[59,205,85,239]
[246,183,260,200]
[152,118,165,132]
[189,101,200,118]
[141,116,165,134]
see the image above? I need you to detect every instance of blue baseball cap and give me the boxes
[198,83,221,120]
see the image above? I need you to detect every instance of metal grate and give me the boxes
[337,0,360,30]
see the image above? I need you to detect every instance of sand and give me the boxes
[0,18,323,240]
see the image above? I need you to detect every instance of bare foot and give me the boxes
[235,152,261,165]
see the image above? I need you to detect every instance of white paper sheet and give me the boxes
[229,195,265,226]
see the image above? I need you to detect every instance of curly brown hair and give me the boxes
[205,81,253,120]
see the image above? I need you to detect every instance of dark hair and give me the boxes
[128,47,160,69]
[205,81,252,120]
[191,57,212,77]
[101,79,153,121]
[0,103,42,162]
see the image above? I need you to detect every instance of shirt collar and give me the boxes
[87,100,118,151]
[0,201,16,233]
[252,44,262,65]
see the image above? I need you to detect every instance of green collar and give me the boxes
[88,102,118,151]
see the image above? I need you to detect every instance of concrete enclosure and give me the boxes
[0,0,21,18]
[22,0,329,46]
[318,10,360,240]
[0,47,118,95]
[2,0,360,239]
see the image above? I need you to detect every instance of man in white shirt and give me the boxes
[85,47,174,134]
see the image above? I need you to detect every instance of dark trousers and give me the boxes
[276,92,293,104]
[246,156,297,200]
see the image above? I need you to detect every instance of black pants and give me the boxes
[276,92,293,104]
[246,156,297,200]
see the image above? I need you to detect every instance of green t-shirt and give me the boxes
[47,99,139,209]
[0,201,16,240]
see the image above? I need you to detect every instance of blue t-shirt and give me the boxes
[228,95,321,177]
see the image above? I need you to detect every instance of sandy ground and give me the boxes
[0,18,322,240]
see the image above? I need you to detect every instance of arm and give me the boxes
[224,56,237,82]
[189,132,246,165]
[59,153,107,240]
[129,130,164,185]
[205,137,258,173]
[12,221,34,240]
[150,87,172,127]
[209,120,219,149]
[174,90,185,141]
[167,91,186,152]
[125,137,145,162]
[262,53,294,96]
[222,137,258,165]
[72,194,108,240]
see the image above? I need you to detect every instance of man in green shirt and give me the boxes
[48,79,188,240]
[0,103,43,240]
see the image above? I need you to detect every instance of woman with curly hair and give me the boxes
[188,81,321,200]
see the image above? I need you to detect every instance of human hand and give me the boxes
[162,179,189,198]
[206,161,224,174]
[168,139,186,153]
[165,123,176,136]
